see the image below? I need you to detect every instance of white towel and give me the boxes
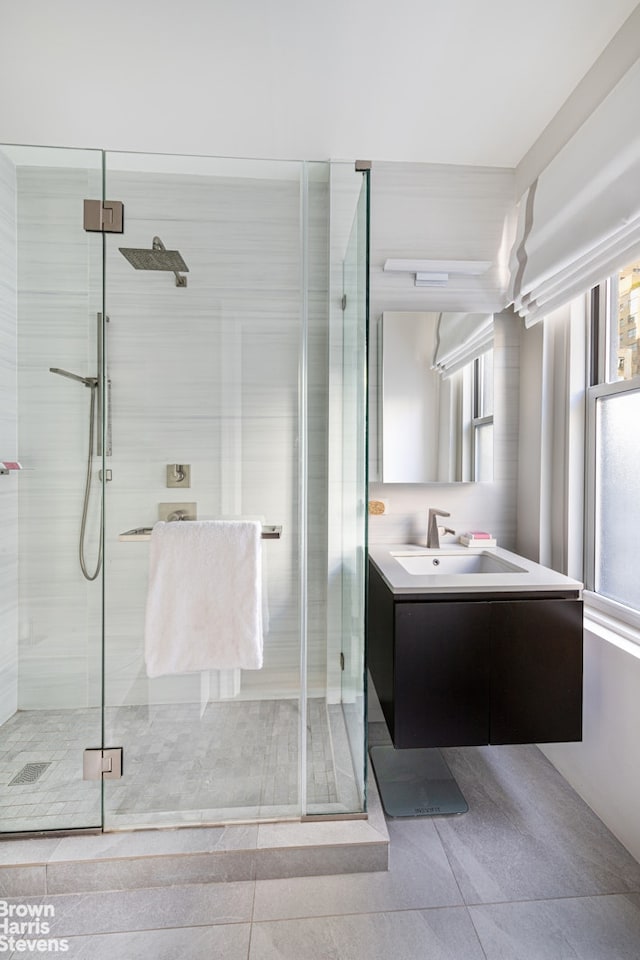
[144,520,263,678]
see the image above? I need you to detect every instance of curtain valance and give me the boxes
[509,59,640,326]
[433,312,494,377]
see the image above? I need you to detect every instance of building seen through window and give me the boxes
[615,260,640,380]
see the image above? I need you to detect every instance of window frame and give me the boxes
[470,352,494,482]
[584,278,640,633]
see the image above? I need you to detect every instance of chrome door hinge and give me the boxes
[83,199,124,233]
[83,747,123,780]
[354,160,371,172]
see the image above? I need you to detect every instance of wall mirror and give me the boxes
[377,311,494,483]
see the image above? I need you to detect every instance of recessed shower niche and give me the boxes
[0,145,369,834]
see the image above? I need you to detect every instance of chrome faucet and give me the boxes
[427,508,455,548]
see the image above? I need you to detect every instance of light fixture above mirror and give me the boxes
[383,258,492,288]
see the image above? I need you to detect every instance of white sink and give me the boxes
[392,551,527,575]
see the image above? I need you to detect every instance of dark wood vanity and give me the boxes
[368,560,583,749]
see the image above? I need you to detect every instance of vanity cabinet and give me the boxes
[368,562,583,748]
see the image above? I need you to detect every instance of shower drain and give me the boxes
[9,762,51,786]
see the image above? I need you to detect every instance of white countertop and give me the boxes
[369,543,583,596]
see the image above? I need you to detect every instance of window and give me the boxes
[471,351,494,482]
[449,348,494,483]
[586,259,640,627]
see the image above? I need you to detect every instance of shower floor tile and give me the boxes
[0,699,345,834]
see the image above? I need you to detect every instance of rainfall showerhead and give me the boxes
[118,236,189,287]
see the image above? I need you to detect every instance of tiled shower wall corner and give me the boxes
[0,150,17,725]
[14,162,332,711]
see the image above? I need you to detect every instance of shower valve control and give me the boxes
[167,463,191,488]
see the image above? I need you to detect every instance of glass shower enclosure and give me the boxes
[0,145,368,834]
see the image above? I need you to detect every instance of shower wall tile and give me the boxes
[101,168,329,709]
[15,166,107,711]
[0,149,18,725]
[13,163,333,717]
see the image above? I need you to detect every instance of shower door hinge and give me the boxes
[340,652,345,671]
[83,747,123,780]
[83,199,124,233]
[354,160,372,172]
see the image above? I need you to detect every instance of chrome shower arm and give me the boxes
[49,367,97,388]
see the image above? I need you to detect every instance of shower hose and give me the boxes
[79,381,103,581]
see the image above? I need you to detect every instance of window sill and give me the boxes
[583,591,640,659]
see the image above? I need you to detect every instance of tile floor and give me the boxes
[2,723,640,958]
[0,699,346,833]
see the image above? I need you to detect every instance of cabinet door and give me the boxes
[368,563,398,739]
[394,602,491,748]
[490,599,583,744]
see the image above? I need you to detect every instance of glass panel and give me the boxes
[474,422,494,482]
[471,352,493,482]
[595,389,640,612]
[610,259,640,382]
[102,152,309,828]
[480,350,494,417]
[312,165,368,815]
[0,144,104,833]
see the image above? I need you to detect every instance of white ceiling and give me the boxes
[305,0,640,167]
[1,0,638,166]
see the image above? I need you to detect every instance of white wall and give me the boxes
[367,160,520,548]
[516,4,640,194]
[515,322,544,562]
[541,627,640,863]
[0,151,18,725]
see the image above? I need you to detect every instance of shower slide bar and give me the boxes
[118,524,282,541]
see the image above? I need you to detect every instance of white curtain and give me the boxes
[432,312,493,377]
[509,58,640,327]
[540,304,584,576]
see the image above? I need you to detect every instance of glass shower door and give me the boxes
[0,144,105,834]
[101,151,312,829]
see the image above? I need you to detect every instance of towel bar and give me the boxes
[118,524,282,542]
